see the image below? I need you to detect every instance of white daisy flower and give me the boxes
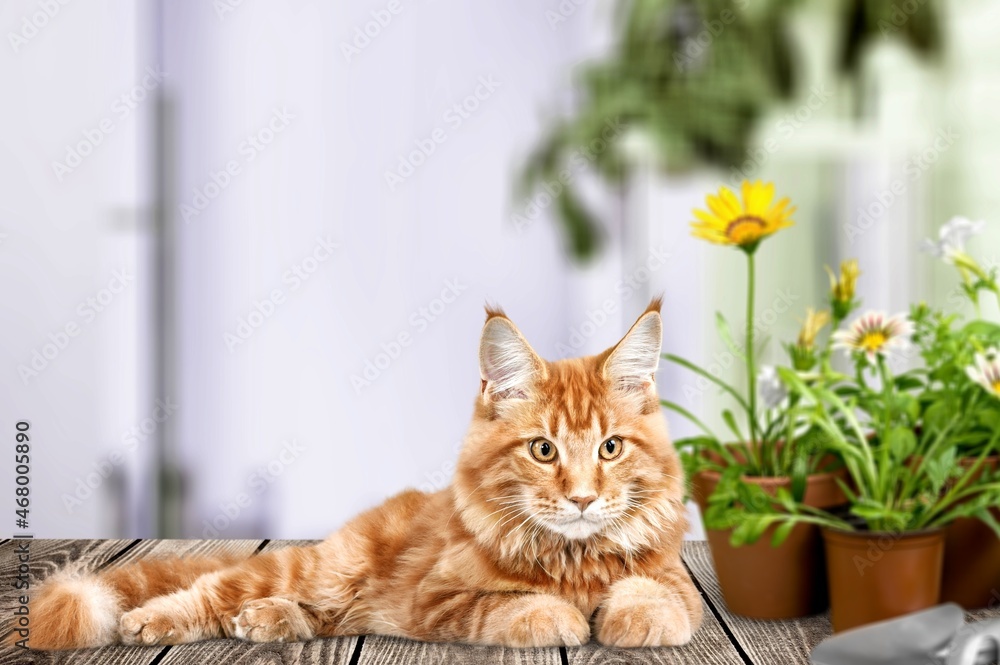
[757,365,787,409]
[832,311,913,362]
[966,349,1000,400]
[920,217,985,263]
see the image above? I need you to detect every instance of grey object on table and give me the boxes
[810,604,1000,665]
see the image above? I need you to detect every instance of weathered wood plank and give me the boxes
[108,539,264,566]
[683,540,828,665]
[358,636,561,665]
[260,540,323,551]
[158,637,358,665]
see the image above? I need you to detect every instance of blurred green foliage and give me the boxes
[522,0,943,261]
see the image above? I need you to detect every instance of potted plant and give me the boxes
[916,218,1000,609]
[661,180,849,619]
[729,298,1000,631]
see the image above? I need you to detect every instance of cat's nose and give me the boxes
[569,495,597,513]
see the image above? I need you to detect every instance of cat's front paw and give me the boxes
[120,607,178,646]
[500,596,590,647]
[233,597,314,643]
[595,578,694,647]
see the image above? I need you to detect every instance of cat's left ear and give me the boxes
[601,298,663,393]
[479,307,546,403]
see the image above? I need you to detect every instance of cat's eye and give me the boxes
[528,438,557,463]
[599,436,623,460]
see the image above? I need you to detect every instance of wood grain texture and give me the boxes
[683,540,831,665]
[106,539,265,566]
[259,540,323,552]
[683,540,1000,664]
[358,636,561,665]
[157,635,358,665]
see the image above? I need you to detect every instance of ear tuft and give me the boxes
[602,309,663,393]
[479,314,544,402]
[484,302,507,322]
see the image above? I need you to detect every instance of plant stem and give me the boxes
[959,266,982,319]
[876,356,894,502]
[746,250,759,466]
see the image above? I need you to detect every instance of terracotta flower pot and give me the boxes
[940,456,1000,610]
[823,527,945,632]
[692,457,848,619]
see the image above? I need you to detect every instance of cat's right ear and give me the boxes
[479,308,546,403]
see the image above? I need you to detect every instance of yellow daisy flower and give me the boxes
[826,259,861,304]
[797,308,830,349]
[691,180,795,250]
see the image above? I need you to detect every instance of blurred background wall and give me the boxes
[2,0,998,538]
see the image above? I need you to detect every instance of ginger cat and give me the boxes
[23,300,702,650]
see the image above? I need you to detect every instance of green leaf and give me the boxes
[835,477,858,504]
[715,311,746,360]
[789,452,809,502]
[961,320,1000,340]
[975,507,1000,539]
[925,447,957,494]
[774,487,797,513]
[663,354,751,413]
[923,399,957,434]
[886,427,917,462]
[775,366,816,401]
[771,520,796,547]
[722,409,746,444]
[894,375,926,391]
[660,400,719,442]
[731,516,771,547]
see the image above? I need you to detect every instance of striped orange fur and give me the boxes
[19,299,702,650]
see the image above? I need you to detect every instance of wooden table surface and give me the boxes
[0,539,995,664]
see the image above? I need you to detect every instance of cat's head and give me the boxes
[455,299,685,557]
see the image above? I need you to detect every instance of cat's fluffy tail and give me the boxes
[11,555,239,650]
